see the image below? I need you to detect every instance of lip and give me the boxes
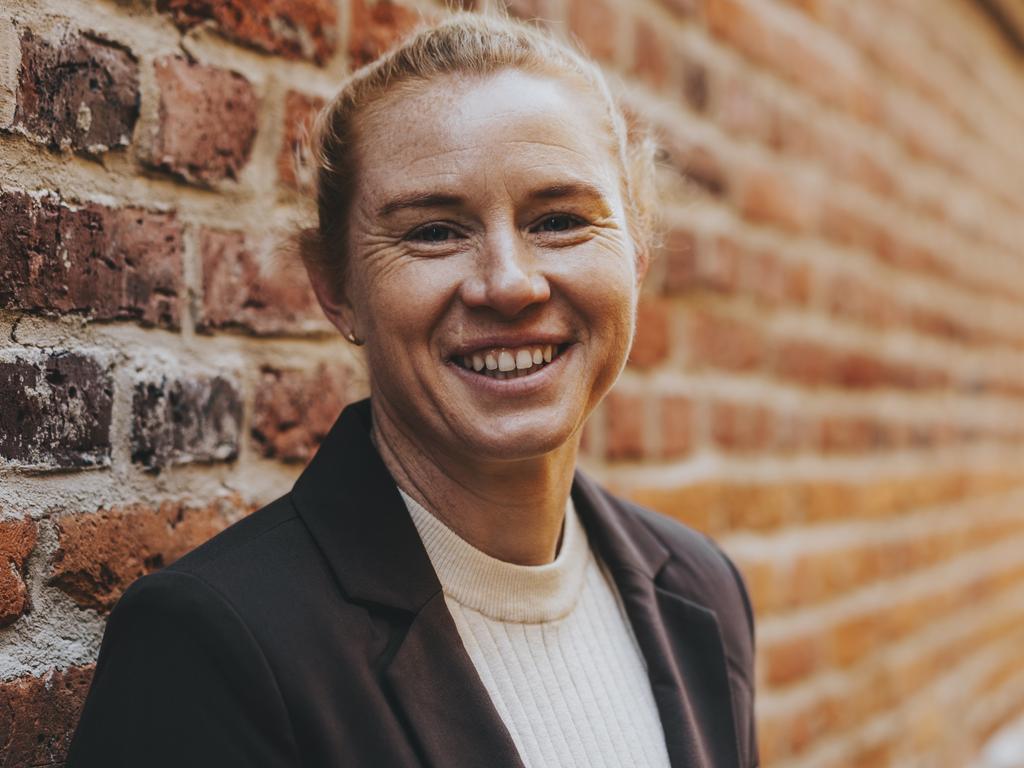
[447,342,575,395]
[444,333,573,359]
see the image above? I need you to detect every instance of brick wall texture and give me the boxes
[1,0,1023,765]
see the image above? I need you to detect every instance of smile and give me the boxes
[453,344,567,380]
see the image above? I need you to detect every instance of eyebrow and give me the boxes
[376,182,610,218]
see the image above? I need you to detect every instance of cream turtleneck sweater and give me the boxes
[399,489,672,768]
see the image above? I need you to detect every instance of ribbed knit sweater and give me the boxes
[399,489,672,768]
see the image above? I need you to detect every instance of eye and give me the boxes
[408,223,462,243]
[531,214,586,233]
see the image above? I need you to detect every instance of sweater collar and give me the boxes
[400,489,590,623]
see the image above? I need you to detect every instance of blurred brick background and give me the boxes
[2,0,1023,766]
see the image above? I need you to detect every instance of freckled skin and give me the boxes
[315,69,644,564]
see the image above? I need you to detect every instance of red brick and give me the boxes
[0,519,36,627]
[0,353,113,469]
[568,0,618,64]
[348,0,422,68]
[722,483,793,530]
[700,235,742,293]
[0,191,183,328]
[0,666,94,768]
[773,339,836,386]
[278,90,326,191]
[830,612,882,667]
[660,226,698,293]
[665,141,728,197]
[198,228,330,336]
[715,75,778,145]
[158,0,339,65]
[49,496,249,611]
[12,28,138,153]
[604,391,646,461]
[762,630,821,686]
[632,17,670,90]
[130,373,242,472]
[735,162,819,234]
[629,297,671,368]
[658,0,703,17]
[680,55,709,112]
[150,56,258,184]
[660,395,693,459]
[741,248,788,306]
[711,401,773,452]
[251,364,351,462]
[625,483,721,534]
[687,309,765,372]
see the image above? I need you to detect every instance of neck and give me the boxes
[371,401,579,566]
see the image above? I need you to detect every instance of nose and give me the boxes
[459,229,551,317]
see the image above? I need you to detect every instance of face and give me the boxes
[337,68,643,463]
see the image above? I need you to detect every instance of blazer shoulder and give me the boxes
[607,490,756,679]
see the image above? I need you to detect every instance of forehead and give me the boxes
[354,69,621,201]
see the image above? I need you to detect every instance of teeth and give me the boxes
[457,344,563,377]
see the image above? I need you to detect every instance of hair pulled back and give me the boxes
[297,12,658,290]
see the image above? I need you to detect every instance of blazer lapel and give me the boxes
[573,472,741,768]
[291,400,523,768]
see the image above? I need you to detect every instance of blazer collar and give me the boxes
[291,399,674,612]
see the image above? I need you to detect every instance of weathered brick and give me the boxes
[0,519,36,627]
[661,226,699,293]
[0,666,94,768]
[604,391,646,461]
[150,56,258,184]
[10,28,138,153]
[0,190,183,327]
[625,482,721,534]
[158,0,339,65]
[49,496,248,611]
[628,297,670,368]
[278,90,326,191]
[348,0,422,68]
[0,353,113,468]
[251,364,351,462]
[130,373,242,471]
[197,228,330,336]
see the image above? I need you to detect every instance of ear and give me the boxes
[297,227,359,339]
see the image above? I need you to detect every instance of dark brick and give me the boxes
[0,666,94,768]
[348,0,422,68]
[0,353,113,468]
[11,28,139,153]
[277,90,325,191]
[130,374,242,471]
[251,364,350,462]
[0,519,36,627]
[197,228,330,336]
[0,190,183,327]
[49,496,249,611]
[150,56,258,184]
[158,0,338,65]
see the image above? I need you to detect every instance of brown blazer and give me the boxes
[67,399,758,768]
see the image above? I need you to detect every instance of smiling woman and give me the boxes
[65,13,758,768]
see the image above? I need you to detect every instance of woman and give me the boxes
[67,13,757,768]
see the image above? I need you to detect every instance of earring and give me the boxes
[345,330,364,346]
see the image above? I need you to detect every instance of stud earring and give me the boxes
[345,330,364,346]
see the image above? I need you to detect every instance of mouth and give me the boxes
[449,343,570,380]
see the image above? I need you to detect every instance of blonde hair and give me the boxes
[298,12,658,288]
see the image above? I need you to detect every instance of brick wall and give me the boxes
[1,0,1022,765]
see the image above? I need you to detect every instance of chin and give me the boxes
[450,410,581,462]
